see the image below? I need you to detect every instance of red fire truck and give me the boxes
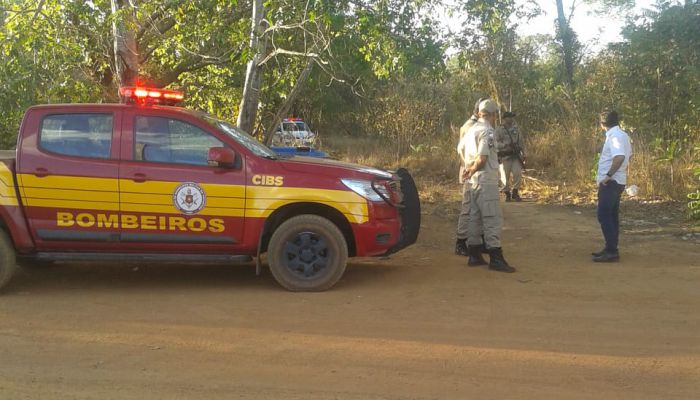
[0,87,420,291]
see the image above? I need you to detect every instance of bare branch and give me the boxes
[568,0,579,23]
[29,0,46,26]
[138,18,176,63]
[153,46,244,87]
[258,48,326,66]
[136,0,183,41]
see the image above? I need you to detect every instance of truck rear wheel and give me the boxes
[267,214,348,291]
[0,230,17,292]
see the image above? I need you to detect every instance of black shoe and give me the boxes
[488,247,516,273]
[504,191,512,202]
[455,239,468,257]
[468,245,487,267]
[591,249,606,257]
[512,189,522,201]
[593,251,620,263]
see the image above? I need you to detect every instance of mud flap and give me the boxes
[384,168,421,255]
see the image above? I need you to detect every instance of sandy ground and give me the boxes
[0,201,698,399]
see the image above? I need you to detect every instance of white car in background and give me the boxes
[272,118,317,147]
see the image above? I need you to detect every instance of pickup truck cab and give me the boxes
[0,87,420,291]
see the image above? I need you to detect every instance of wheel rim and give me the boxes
[283,231,330,279]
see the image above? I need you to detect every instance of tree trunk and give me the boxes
[237,0,267,134]
[263,59,315,146]
[555,0,576,89]
[111,0,139,88]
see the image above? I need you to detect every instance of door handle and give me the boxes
[132,173,147,183]
[34,168,49,178]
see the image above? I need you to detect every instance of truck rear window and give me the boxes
[39,114,113,159]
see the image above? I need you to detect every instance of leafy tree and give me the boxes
[615,1,699,144]
[450,0,540,112]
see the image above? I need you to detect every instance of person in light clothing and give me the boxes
[454,98,486,256]
[592,110,632,262]
[461,99,515,272]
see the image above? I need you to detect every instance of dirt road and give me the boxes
[1,202,698,399]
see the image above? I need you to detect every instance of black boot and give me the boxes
[488,248,516,273]
[591,248,606,257]
[468,244,487,267]
[455,239,468,257]
[512,189,522,201]
[504,191,512,202]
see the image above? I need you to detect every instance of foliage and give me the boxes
[614,2,700,145]
[0,0,107,146]
[0,0,698,214]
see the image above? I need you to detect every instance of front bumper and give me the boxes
[384,168,421,255]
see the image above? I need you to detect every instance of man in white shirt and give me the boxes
[593,110,632,262]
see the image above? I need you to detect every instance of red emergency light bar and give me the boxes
[119,86,184,105]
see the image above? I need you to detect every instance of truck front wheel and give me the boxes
[0,230,17,292]
[267,215,348,291]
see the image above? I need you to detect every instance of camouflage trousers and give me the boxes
[499,157,523,192]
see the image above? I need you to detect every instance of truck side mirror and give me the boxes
[208,147,240,169]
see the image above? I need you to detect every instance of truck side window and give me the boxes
[39,114,113,159]
[135,116,224,166]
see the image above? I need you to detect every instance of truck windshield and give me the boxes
[200,115,278,159]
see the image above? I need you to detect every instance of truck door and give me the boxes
[16,108,122,250]
[117,110,246,252]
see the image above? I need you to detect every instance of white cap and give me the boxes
[479,99,499,113]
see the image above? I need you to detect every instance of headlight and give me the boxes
[372,181,391,200]
[341,178,383,202]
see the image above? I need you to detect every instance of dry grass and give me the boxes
[324,134,460,185]
[324,134,463,217]
[324,125,697,208]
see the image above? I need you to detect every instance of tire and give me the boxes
[0,230,17,292]
[267,214,348,291]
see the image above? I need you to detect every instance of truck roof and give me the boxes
[27,103,194,113]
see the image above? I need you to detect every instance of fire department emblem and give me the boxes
[173,182,206,215]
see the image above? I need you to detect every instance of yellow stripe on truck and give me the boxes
[245,208,366,224]
[120,202,245,217]
[246,186,369,224]
[24,198,120,211]
[14,174,368,224]
[23,187,119,203]
[17,173,118,210]
[19,174,118,191]
[120,180,246,216]
[0,163,15,187]
[120,192,245,209]
[119,180,246,198]
[0,163,19,206]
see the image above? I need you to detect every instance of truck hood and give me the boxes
[279,156,393,179]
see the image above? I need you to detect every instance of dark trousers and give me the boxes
[597,181,625,253]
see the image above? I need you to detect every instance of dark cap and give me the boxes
[503,111,516,118]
